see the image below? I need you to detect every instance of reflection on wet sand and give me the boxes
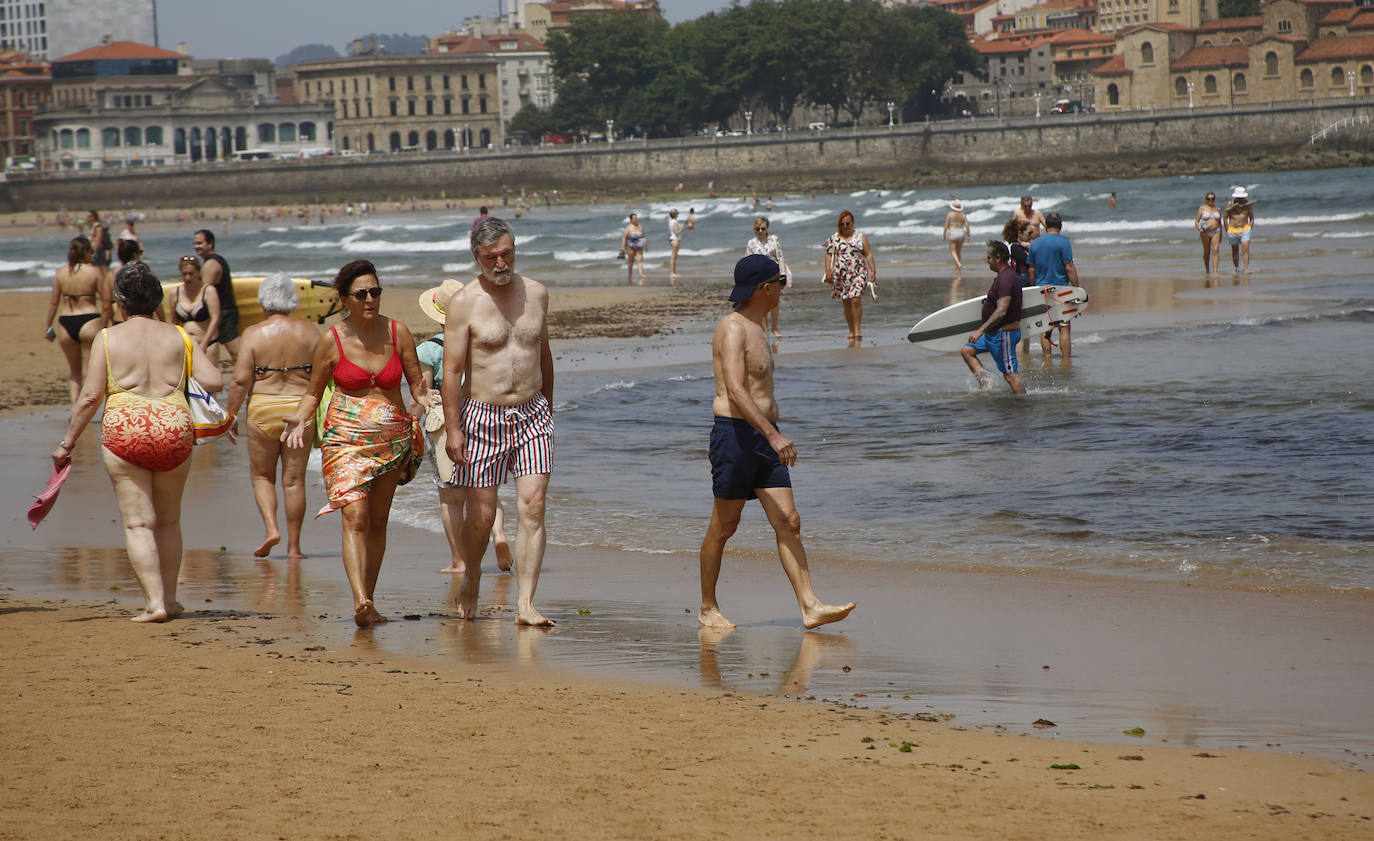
[697,627,855,698]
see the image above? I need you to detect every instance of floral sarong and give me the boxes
[317,391,422,517]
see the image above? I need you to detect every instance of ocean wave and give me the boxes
[0,260,44,272]
[675,246,731,257]
[588,380,636,394]
[440,262,476,273]
[554,249,622,263]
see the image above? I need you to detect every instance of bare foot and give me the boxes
[845,332,855,340]
[801,601,856,629]
[354,599,378,628]
[131,607,170,623]
[771,329,782,338]
[166,601,185,619]
[437,561,466,575]
[287,543,306,560]
[254,532,280,558]
[516,605,554,626]
[494,539,514,572]
[455,572,480,620]
[366,604,388,625]
[698,607,736,629]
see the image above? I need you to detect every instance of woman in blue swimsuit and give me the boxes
[1194,191,1222,275]
[620,212,647,285]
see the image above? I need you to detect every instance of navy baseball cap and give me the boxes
[729,254,780,303]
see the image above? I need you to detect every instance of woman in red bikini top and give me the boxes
[282,259,430,628]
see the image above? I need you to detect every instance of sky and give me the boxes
[156,0,730,62]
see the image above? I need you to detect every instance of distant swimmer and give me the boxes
[1195,191,1222,275]
[1012,195,1047,235]
[943,199,970,270]
[1224,187,1254,273]
[697,254,856,630]
[960,241,1025,395]
[1107,191,1117,209]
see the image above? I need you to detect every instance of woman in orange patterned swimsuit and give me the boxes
[53,262,223,623]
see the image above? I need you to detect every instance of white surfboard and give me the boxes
[906,285,1089,352]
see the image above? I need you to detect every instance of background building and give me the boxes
[0,0,157,61]
[0,48,49,164]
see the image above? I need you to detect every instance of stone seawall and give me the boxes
[3,98,1370,212]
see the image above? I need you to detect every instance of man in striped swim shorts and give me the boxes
[961,240,1026,395]
[442,217,556,626]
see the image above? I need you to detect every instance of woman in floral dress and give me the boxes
[745,216,790,337]
[822,210,875,340]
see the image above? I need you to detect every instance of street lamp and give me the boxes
[1033,92,1042,118]
[1186,81,1194,109]
[744,110,753,135]
[1349,70,1356,97]
[606,118,614,143]
[887,101,895,126]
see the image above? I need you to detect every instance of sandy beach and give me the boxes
[8,178,1374,839]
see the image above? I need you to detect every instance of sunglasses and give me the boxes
[179,255,199,264]
[349,287,383,301]
[754,226,768,231]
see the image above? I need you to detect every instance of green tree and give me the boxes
[508,104,556,137]
[1217,0,1258,17]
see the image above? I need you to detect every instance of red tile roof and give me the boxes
[1171,44,1250,70]
[1318,7,1359,24]
[1041,27,1114,45]
[52,41,184,63]
[1349,11,1374,30]
[1094,53,1129,74]
[1295,33,1374,60]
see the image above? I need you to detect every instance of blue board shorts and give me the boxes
[709,417,791,500]
[966,329,1021,375]
[1226,227,1252,246]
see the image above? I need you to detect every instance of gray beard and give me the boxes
[485,270,513,286]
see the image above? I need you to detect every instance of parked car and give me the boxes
[1051,99,1092,114]
[807,121,828,131]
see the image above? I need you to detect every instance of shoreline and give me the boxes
[6,594,1372,840]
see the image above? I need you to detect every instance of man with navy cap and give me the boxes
[697,254,856,630]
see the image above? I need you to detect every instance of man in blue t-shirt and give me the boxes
[1026,211,1079,358]
[961,241,1025,394]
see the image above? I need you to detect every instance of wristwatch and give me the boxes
[57,440,72,451]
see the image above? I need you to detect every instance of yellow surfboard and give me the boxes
[161,277,342,328]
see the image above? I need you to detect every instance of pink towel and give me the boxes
[27,463,71,530]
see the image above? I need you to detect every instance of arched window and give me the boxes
[1300,68,1313,88]
[1140,42,1154,64]
[341,101,348,118]
[278,122,296,142]
[368,133,376,152]
[1201,39,1213,47]
[1331,66,1344,86]
[425,130,437,150]
[258,123,276,143]
[174,128,187,155]
[145,126,163,145]
[1362,64,1373,85]
[1230,38,1241,45]
[1233,72,1246,92]
[124,126,142,146]
[1265,51,1278,76]
[341,136,350,151]
[204,126,217,160]
[462,98,470,114]
[76,128,91,148]
[1175,76,1188,96]
[1107,83,1119,105]
[407,130,420,147]
[189,128,202,162]
[444,128,455,149]
[479,98,488,114]
[479,128,491,146]
[235,126,247,150]
[389,131,401,151]
[102,127,121,147]
[299,122,316,141]
[221,127,232,154]
[59,128,74,149]
[1277,18,1291,32]
[1204,74,1217,93]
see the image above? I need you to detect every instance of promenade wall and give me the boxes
[2,98,1371,212]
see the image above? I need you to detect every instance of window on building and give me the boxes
[278,123,296,142]
[1107,83,1119,105]
[479,98,487,113]
[462,98,470,114]
[146,126,163,145]
[479,74,486,88]
[124,127,141,146]
[368,133,375,152]
[407,130,419,146]
[408,101,415,116]
[390,101,398,116]
[426,129,437,149]
[341,101,348,118]
[102,127,120,147]
[258,123,276,143]
[407,76,414,91]
[444,100,451,115]
[1278,19,1291,33]
[443,75,450,90]
[300,122,316,141]
[425,75,432,91]
[235,126,247,150]
[390,131,401,151]
[1141,42,1154,65]
[59,128,73,149]
[1265,51,1279,76]
[1300,68,1313,88]
[479,128,491,146]
[389,76,396,91]
[1204,74,1217,93]
[1362,65,1373,85]
[174,128,186,154]
[426,100,433,115]
[1233,72,1246,92]
[1175,76,1188,96]
[462,75,469,90]
[1331,66,1344,86]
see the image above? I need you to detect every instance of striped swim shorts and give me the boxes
[452,392,554,487]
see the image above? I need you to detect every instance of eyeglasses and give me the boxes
[1206,195,1215,200]
[349,287,383,301]
[754,226,768,232]
[838,220,854,227]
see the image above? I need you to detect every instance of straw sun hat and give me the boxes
[418,278,464,324]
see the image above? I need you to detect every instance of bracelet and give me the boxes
[57,440,72,450]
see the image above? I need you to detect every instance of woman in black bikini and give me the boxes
[224,273,321,560]
[170,254,221,368]
[44,236,109,404]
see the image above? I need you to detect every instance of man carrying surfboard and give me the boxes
[698,254,856,630]
[960,241,1026,395]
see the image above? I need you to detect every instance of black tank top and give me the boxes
[204,253,237,315]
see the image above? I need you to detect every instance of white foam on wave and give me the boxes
[675,246,731,257]
[440,261,476,273]
[0,259,45,272]
[588,380,636,394]
[554,249,622,263]
[1077,236,1163,246]
[0,285,52,293]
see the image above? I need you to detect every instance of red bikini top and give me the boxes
[331,320,403,391]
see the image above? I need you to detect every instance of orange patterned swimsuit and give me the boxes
[100,329,195,471]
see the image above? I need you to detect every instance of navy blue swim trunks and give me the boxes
[709,416,791,500]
